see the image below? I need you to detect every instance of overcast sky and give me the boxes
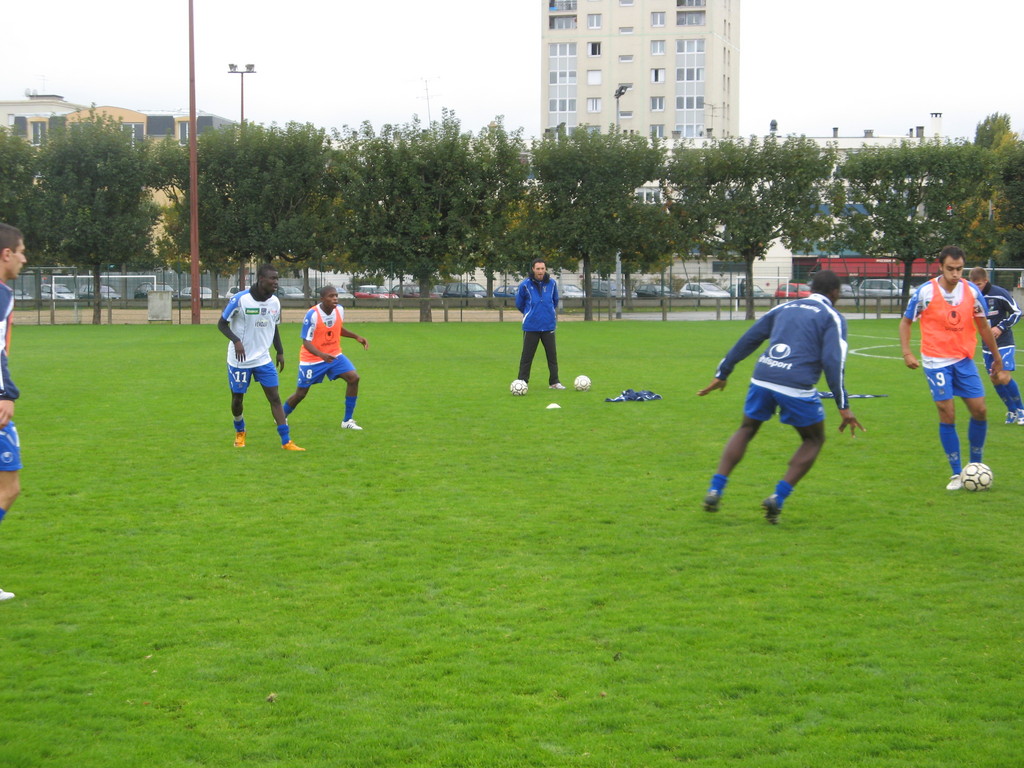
[6,1,1022,142]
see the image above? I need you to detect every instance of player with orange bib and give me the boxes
[900,246,1004,490]
[283,285,368,430]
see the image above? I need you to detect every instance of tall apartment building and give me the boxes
[541,0,739,140]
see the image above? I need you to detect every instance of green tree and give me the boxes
[155,122,335,287]
[997,141,1024,265]
[838,141,994,298]
[665,135,840,319]
[333,112,528,321]
[528,127,665,320]
[34,114,160,324]
[0,129,38,234]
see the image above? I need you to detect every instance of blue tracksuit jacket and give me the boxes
[516,277,560,332]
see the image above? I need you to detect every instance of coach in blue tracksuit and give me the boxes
[969,266,1024,424]
[515,258,564,389]
[697,270,864,523]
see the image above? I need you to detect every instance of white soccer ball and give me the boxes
[574,375,592,391]
[961,462,993,492]
[510,379,529,396]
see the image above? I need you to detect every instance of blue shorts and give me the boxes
[0,422,22,471]
[744,384,825,428]
[228,361,279,394]
[296,356,356,388]
[982,346,1016,374]
[923,358,984,401]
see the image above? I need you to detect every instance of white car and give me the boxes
[679,282,730,299]
[40,284,77,301]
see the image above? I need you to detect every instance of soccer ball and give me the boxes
[510,379,529,396]
[574,375,592,391]
[961,462,993,491]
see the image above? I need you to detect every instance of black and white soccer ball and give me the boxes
[961,462,993,491]
[573,375,591,391]
[510,379,529,396]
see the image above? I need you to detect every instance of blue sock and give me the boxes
[968,418,987,464]
[939,422,961,474]
[708,473,728,495]
[1006,379,1023,411]
[0,506,6,524]
[283,402,294,417]
[233,417,245,433]
[344,396,357,422]
[994,383,1013,412]
[277,423,291,445]
[774,480,794,508]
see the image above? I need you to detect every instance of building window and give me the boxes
[677,11,706,25]
[587,97,602,113]
[548,98,578,112]
[676,96,705,110]
[550,15,577,29]
[619,26,634,34]
[587,69,603,85]
[651,96,665,111]
[548,0,579,8]
[619,110,634,120]
[30,121,47,145]
[676,67,704,81]
[651,68,666,83]
[638,187,663,204]
[651,11,666,27]
[618,54,634,63]
[620,0,634,5]
[587,41,601,56]
[549,42,578,56]
[549,70,578,84]
[651,40,665,55]
[123,122,145,144]
[677,0,705,5]
[650,124,665,139]
[587,13,601,28]
[177,122,189,145]
[677,39,705,53]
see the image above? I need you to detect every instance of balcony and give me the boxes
[549,0,578,11]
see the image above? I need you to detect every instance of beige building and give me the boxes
[542,0,740,139]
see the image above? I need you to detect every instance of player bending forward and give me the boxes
[283,285,368,430]
[698,270,863,523]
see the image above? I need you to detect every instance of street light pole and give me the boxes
[227,63,256,124]
[614,85,628,132]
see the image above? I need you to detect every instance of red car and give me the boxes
[774,282,811,298]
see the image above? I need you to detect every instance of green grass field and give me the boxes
[1,319,1022,767]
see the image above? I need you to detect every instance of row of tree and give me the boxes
[1,110,1021,322]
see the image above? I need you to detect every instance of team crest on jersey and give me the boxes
[768,343,792,359]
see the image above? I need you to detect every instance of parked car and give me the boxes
[13,288,33,301]
[392,284,440,299]
[181,286,219,300]
[40,284,77,301]
[135,282,179,299]
[277,285,306,299]
[558,283,585,299]
[442,282,487,298]
[79,284,122,300]
[679,282,730,299]
[634,283,678,298]
[493,284,519,298]
[728,283,768,298]
[353,285,398,299]
[774,282,811,299]
[590,280,629,298]
[854,278,904,298]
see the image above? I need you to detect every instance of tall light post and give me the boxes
[227,63,256,124]
[614,85,628,131]
[187,0,201,324]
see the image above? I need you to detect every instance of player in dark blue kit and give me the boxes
[968,266,1024,425]
[697,270,864,523]
[0,223,27,601]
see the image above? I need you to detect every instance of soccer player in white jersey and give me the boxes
[282,285,368,429]
[0,223,28,602]
[217,264,304,451]
[899,247,1004,490]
